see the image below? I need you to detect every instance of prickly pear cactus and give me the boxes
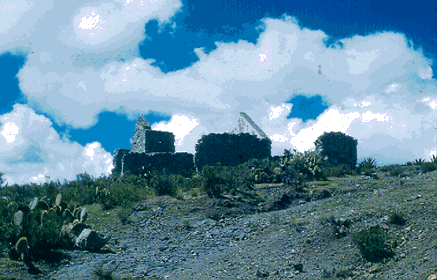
[73,207,82,220]
[15,237,28,261]
[55,194,62,207]
[29,197,38,210]
[7,201,18,214]
[62,209,75,224]
[35,200,49,211]
[80,207,88,223]
[14,210,23,227]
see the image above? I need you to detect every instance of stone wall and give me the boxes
[121,152,194,177]
[131,117,175,153]
[112,149,130,176]
[195,132,272,171]
[145,130,175,153]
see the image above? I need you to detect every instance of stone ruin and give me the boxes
[194,112,272,170]
[112,113,272,176]
[112,117,195,177]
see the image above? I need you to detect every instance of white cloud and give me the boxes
[152,114,200,151]
[60,0,183,48]
[385,83,401,93]
[0,0,36,34]
[6,12,437,167]
[418,66,433,80]
[0,104,113,185]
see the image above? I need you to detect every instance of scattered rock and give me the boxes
[75,229,110,251]
[256,269,269,277]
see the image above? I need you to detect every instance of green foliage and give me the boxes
[419,162,437,174]
[15,237,28,261]
[199,162,253,198]
[94,264,116,280]
[280,149,328,183]
[98,175,149,210]
[358,157,377,171]
[201,165,227,198]
[351,225,394,262]
[379,164,403,177]
[0,172,5,187]
[0,198,21,246]
[117,207,132,225]
[149,170,178,197]
[413,158,426,165]
[388,211,406,226]
[323,163,356,178]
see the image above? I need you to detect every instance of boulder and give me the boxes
[75,229,110,251]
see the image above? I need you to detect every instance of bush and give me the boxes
[324,163,354,178]
[351,225,394,262]
[388,211,406,226]
[387,165,403,177]
[419,162,437,174]
[201,165,227,198]
[149,171,178,197]
[116,207,132,225]
[98,173,151,210]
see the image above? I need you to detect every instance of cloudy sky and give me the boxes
[1,0,436,185]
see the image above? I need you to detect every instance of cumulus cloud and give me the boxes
[0,104,113,185]
[10,12,437,166]
[62,0,182,48]
[152,114,200,150]
[0,0,35,34]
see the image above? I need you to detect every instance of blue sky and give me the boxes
[0,0,436,184]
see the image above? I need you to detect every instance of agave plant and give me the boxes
[358,157,377,170]
[414,158,426,165]
[430,155,437,164]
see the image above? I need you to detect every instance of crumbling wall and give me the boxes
[112,149,130,176]
[122,152,194,177]
[131,117,151,153]
[131,120,175,153]
[195,133,271,171]
[145,130,175,153]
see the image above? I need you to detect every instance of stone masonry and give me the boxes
[131,117,175,153]
[113,117,194,177]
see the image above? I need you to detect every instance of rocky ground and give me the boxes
[2,168,437,279]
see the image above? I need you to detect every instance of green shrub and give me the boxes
[351,225,394,262]
[116,207,132,225]
[420,162,437,174]
[388,211,406,226]
[324,163,354,178]
[98,174,151,209]
[94,264,115,280]
[414,158,426,165]
[149,171,178,197]
[201,165,227,198]
[387,165,403,177]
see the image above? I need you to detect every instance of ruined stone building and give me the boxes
[112,113,272,176]
[112,117,194,177]
[195,113,272,170]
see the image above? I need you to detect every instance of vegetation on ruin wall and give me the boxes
[194,133,272,171]
[315,131,358,170]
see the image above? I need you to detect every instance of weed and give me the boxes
[420,162,437,174]
[388,211,406,226]
[94,265,115,280]
[116,207,132,225]
[351,225,394,262]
